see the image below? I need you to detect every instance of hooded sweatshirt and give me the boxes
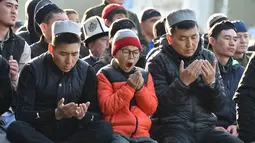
[17,0,52,45]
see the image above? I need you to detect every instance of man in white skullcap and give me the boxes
[6,20,113,143]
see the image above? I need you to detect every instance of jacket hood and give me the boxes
[25,0,41,36]
[25,0,52,38]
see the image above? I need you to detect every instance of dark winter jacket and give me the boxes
[83,55,99,66]
[30,36,48,58]
[234,53,255,143]
[146,39,229,130]
[0,28,30,71]
[0,56,13,115]
[16,53,101,142]
[146,35,166,61]
[217,58,244,128]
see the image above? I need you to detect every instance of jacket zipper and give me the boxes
[129,105,138,138]
[130,116,138,138]
[192,96,196,131]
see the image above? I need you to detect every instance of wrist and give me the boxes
[127,82,137,90]
[55,109,61,120]
[180,79,189,86]
[77,114,85,120]
[207,80,216,88]
[136,85,144,91]
[11,75,18,81]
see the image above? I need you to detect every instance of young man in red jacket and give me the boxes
[97,29,158,143]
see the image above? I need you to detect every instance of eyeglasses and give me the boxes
[121,49,140,58]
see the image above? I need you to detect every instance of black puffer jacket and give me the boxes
[146,39,229,130]
[0,55,13,115]
[16,53,100,142]
[234,53,255,143]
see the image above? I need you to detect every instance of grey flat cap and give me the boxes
[52,20,82,37]
[166,9,197,28]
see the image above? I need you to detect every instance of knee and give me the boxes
[6,121,29,141]
[7,121,26,134]
[95,120,113,140]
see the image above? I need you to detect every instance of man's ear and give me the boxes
[166,34,172,45]
[48,44,54,55]
[39,23,47,34]
[209,37,216,47]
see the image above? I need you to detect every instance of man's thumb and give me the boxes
[58,98,64,106]
[180,60,184,72]
[9,55,13,60]
[212,60,217,70]
[86,102,90,107]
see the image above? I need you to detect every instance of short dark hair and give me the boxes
[42,9,64,24]
[153,17,166,38]
[64,9,78,16]
[169,20,198,35]
[209,21,236,39]
[52,33,81,47]
[106,8,127,22]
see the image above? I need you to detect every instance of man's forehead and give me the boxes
[237,32,248,35]
[146,16,161,22]
[1,0,18,4]
[174,27,199,36]
[220,29,237,36]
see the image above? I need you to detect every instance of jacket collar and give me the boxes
[218,57,238,73]
[2,28,15,42]
[111,58,136,78]
[39,36,49,50]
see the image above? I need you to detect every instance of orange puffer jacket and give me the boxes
[97,63,158,138]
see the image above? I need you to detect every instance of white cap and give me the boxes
[52,20,82,37]
[83,16,109,43]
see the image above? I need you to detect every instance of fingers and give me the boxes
[193,60,203,76]
[188,59,198,71]
[204,60,214,71]
[10,65,18,74]
[76,102,90,119]
[9,57,19,77]
[227,126,238,136]
[58,98,65,107]
[81,103,88,113]
[63,103,78,118]
[180,60,184,73]
[85,102,90,109]
[9,55,13,60]
[215,127,227,132]
[227,126,232,133]
[212,60,217,70]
